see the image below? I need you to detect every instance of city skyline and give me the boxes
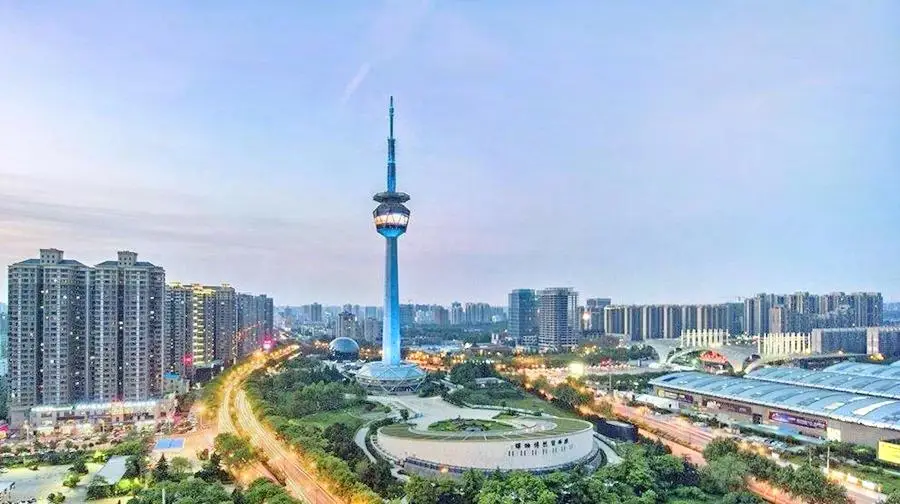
[1,2,898,306]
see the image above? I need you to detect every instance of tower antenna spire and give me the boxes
[387,96,396,192]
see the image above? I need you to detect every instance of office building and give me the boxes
[537,288,578,350]
[508,289,538,346]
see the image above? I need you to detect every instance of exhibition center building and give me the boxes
[650,367,900,447]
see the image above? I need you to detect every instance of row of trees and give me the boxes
[703,437,850,504]
[243,356,389,503]
[405,439,759,504]
[449,362,499,385]
[127,473,300,504]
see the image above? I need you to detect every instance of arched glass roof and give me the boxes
[746,366,900,400]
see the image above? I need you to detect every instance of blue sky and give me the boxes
[0,1,898,305]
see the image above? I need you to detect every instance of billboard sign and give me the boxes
[768,411,826,430]
[878,441,900,465]
[705,400,752,415]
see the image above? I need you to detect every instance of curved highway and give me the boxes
[216,345,342,504]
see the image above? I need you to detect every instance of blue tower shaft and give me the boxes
[382,236,401,365]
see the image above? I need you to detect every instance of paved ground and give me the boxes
[368,395,516,428]
[0,462,102,503]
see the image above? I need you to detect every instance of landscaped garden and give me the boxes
[427,418,513,433]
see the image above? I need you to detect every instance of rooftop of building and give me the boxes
[747,366,900,400]
[10,258,87,267]
[94,260,161,268]
[651,371,900,431]
[824,361,900,377]
[379,416,591,442]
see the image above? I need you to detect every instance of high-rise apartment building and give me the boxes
[310,302,323,323]
[234,293,273,359]
[90,251,165,402]
[584,298,611,333]
[662,305,683,339]
[7,249,91,420]
[464,302,492,325]
[604,305,625,336]
[641,305,663,340]
[537,288,578,350]
[399,304,415,328]
[681,305,699,332]
[449,302,465,326]
[164,283,239,374]
[363,317,381,342]
[508,289,537,346]
[214,286,237,365]
[337,311,357,339]
[0,304,8,376]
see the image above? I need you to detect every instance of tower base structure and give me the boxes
[356,361,426,394]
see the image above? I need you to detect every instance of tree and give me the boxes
[478,472,556,504]
[126,478,235,504]
[62,473,82,488]
[47,492,66,504]
[69,457,89,475]
[460,470,485,503]
[123,454,145,479]
[214,433,256,468]
[169,456,192,480]
[152,454,170,482]
[400,408,410,421]
[195,452,229,483]
[197,448,209,461]
[703,437,739,462]
[788,463,850,504]
[702,454,749,495]
[406,476,463,504]
[722,491,763,504]
[86,476,111,500]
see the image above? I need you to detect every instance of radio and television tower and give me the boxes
[356,97,425,393]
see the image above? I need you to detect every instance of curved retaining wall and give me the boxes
[377,421,595,471]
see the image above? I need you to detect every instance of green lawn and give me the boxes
[503,396,580,419]
[292,404,370,431]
